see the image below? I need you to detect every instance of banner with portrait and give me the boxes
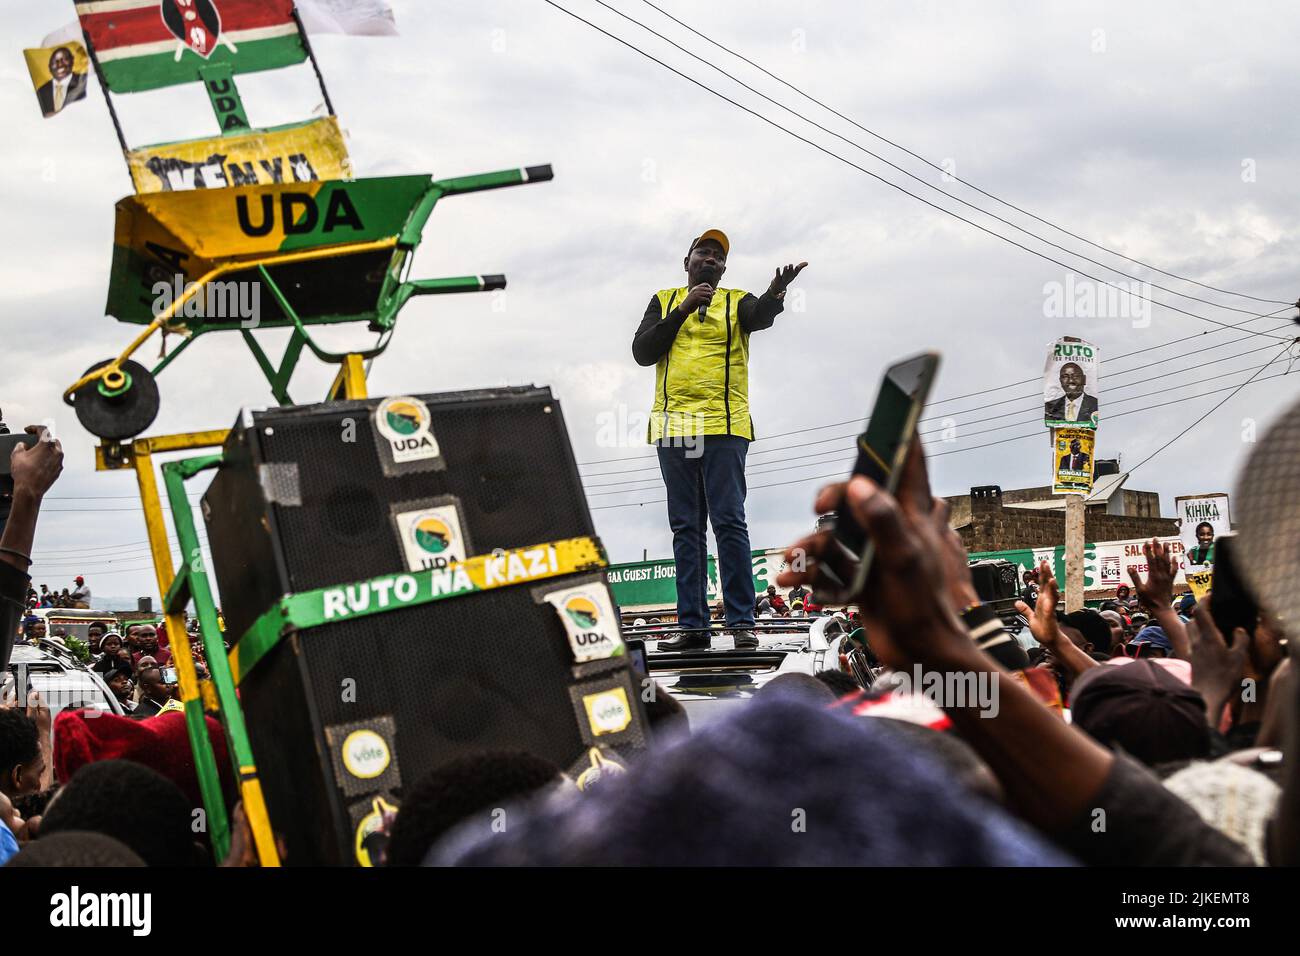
[1052,426,1096,496]
[1175,493,1231,569]
[1043,337,1100,429]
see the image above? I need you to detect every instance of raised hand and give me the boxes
[1186,596,1250,723]
[1127,537,1178,612]
[1015,560,1066,650]
[770,261,808,296]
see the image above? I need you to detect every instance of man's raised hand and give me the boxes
[770,262,808,296]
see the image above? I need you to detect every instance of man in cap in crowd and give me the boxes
[633,229,806,650]
[69,574,90,609]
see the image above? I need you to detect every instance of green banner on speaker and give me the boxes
[229,536,609,684]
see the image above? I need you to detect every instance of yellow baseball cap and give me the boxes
[689,228,730,257]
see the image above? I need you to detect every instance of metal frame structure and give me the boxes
[99,407,608,865]
[64,166,550,412]
[93,352,379,865]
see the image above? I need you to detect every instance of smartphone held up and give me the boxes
[813,352,940,605]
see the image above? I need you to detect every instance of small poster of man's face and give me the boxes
[24,42,90,119]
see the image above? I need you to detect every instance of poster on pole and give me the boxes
[1052,426,1095,496]
[1043,338,1100,429]
[1175,493,1231,568]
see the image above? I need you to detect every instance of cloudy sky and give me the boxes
[1,0,1296,607]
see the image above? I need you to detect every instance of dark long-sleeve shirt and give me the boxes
[632,289,784,367]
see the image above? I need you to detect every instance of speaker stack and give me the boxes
[201,386,646,865]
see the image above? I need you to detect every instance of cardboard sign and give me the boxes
[1175,493,1231,569]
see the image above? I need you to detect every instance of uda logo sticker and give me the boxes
[374,396,441,466]
[392,502,467,572]
[541,582,624,663]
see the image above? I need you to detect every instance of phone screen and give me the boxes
[828,354,939,576]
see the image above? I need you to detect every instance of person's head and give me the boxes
[1022,569,1036,584]
[758,672,837,706]
[27,621,46,641]
[1099,610,1126,649]
[1128,625,1172,658]
[138,667,172,704]
[1061,609,1113,656]
[1068,439,1082,454]
[39,760,204,865]
[48,46,74,80]
[684,230,728,288]
[106,665,133,701]
[7,831,146,867]
[1069,660,1211,766]
[87,622,106,643]
[1195,522,1215,547]
[98,632,122,656]
[1058,363,1086,399]
[430,697,1069,866]
[0,709,43,799]
[766,585,776,596]
[384,751,566,866]
[134,626,159,653]
[1115,584,1131,601]
[814,668,862,698]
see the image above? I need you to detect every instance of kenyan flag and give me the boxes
[76,0,307,94]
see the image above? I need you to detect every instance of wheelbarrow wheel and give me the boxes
[72,359,161,441]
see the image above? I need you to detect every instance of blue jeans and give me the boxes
[656,435,755,631]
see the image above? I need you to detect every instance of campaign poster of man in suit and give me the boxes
[25,43,90,119]
[1053,427,1096,495]
[1043,338,1100,428]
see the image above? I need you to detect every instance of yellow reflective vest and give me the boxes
[648,286,753,442]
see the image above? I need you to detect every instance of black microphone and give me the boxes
[697,302,707,323]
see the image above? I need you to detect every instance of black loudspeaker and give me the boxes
[201,386,646,865]
[968,559,1019,603]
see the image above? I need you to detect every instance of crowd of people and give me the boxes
[24,577,92,610]
[0,393,1297,869]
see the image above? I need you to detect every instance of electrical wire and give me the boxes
[636,0,1294,307]
[594,0,1284,318]
[540,1,1293,344]
[589,359,1295,509]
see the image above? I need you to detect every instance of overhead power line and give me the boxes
[636,0,1293,308]
[594,0,1284,319]
[541,0,1293,346]
[589,359,1295,509]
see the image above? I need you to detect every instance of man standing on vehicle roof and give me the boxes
[632,228,807,650]
[69,575,90,609]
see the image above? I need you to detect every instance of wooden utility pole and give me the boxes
[1064,493,1085,610]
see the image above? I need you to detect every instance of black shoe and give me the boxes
[656,633,711,651]
[732,630,759,649]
